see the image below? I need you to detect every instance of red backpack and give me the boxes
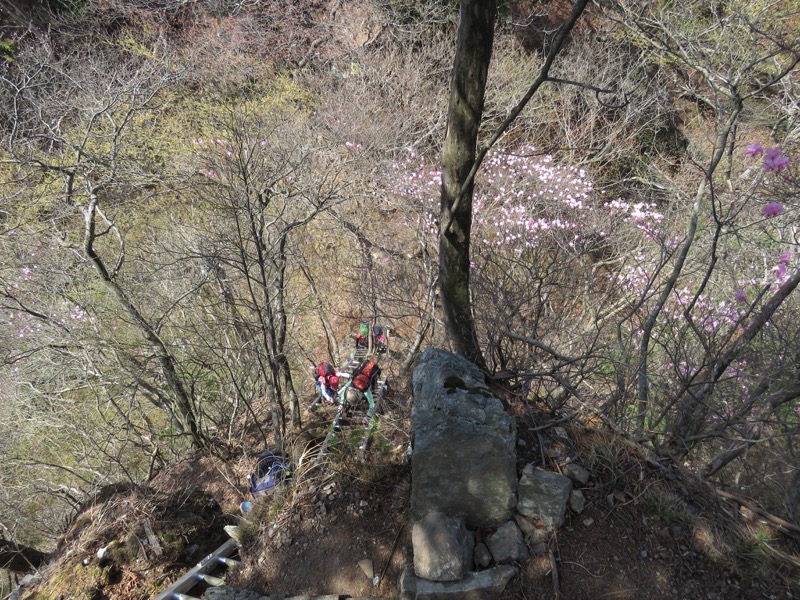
[315,362,335,378]
[352,360,380,391]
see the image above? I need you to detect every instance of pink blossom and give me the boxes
[774,262,787,280]
[745,143,764,157]
[761,202,784,217]
[763,147,790,173]
[778,251,792,264]
[735,289,747,303]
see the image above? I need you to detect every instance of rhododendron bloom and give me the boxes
[745,143,764,157]
[763,147,790,173]
[767,155,789,173]
[761,202,784,217]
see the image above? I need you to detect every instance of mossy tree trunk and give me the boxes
[439,0,497,369]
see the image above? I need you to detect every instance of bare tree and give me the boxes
[1,38,210,449]
[182,107,343,446]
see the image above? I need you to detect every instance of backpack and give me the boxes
[352,359,380,391]
[373,324,383,337]
[314,362,335,378]
[247,451,292,499]
[359,321,370,337]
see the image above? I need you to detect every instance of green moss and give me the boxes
[25,558,116,600]
[0,37,18,63]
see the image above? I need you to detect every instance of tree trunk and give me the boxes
[439,0,496,368]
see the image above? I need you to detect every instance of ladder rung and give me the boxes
[199,574,225,586]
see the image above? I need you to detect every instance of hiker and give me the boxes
[355,320,370,349]
[373,324,387,354]
[338,358,381,421]
[352,358,381,393]
[312,362,339,405]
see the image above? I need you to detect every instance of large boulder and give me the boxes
[411,350,517,528]
[412,512,474,581]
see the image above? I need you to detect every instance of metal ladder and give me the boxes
[154,538,241,600]
[316,350,387,461]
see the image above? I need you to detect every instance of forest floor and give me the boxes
[211,386,800,600]
[19,379,800,600]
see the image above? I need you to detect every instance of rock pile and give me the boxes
[401,349,590,600]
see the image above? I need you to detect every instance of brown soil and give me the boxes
[21,383,800,600]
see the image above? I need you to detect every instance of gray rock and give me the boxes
[202,586,270,600]
[569,489,586,514]
[412,348,491,399]
[513,514,537,538]
[562,463,590,485]
[516,464,572,531]
[411,349,517,528]
[474,543,492,568]
[400,565,518,600]
[532,542,548,555]
[485,521,529,564]
[412,512,474,582]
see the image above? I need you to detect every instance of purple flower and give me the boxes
[763,154,790,173]
[745,143,764,157]
[762,147,790,173]
[761,202,784,218]
[735,289,747,303]
[778,251,792,264]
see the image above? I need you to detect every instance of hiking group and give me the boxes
[311,357,382,408]
[311,320,386,417]
[355,320,388,354]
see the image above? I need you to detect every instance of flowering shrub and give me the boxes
[389,141,799,432]
[390,146,665,256]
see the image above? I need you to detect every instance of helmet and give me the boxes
[329,375,340,390]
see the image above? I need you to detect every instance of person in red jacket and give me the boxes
[313,362,339,405]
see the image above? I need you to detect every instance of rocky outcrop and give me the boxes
[516,465,573,531]
[412,512,474,581]
[410,349,517,528]
[405,350,520,599]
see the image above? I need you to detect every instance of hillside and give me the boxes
[2,0,800,598]
[13,373,800,599]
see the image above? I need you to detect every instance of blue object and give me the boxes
[240,501,252,514]
[247,451,292,499]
